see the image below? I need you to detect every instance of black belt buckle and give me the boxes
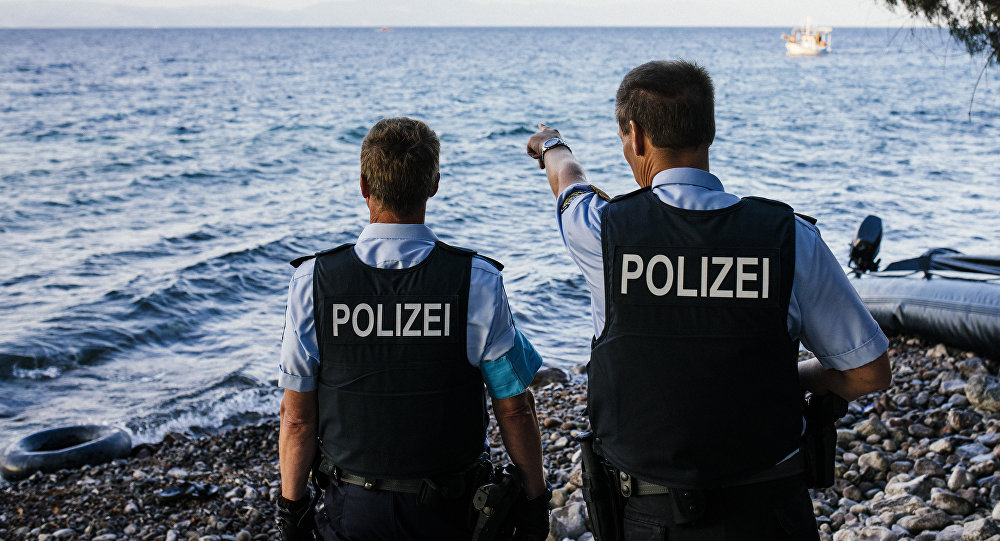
[669,488,707,525]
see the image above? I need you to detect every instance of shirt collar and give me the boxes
[357,223,439,243]
[650,168,725,192]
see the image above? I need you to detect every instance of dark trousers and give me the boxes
[623,475,819,541]
[315,482,472,541]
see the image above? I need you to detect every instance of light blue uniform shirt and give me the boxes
[557,167,889,371]
[279,223,542,399]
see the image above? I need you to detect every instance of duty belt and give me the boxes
[339,472,423,493]
[615,451,806,498]
[317,458,424,493]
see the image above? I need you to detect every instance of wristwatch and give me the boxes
[540,137,571,162]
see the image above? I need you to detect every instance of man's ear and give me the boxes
[360,173,370,199]
[629,120,647,157]
[428,172,440,198]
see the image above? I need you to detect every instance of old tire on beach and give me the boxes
[1,425,131,481]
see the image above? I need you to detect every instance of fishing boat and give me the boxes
[782,18,832,56]
[847,216,1000,358]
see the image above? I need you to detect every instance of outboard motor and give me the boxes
[849,215,882,276]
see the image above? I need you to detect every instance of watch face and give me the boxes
[543,137,561,148]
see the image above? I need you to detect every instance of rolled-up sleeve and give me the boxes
[789,219,889,371]
[278,259,320,392]
[467,258,543,399]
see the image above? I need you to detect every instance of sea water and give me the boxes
[1,27,997,444]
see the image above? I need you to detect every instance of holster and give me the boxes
[801,392,848,488]
[577,432,625,541]
[471,464,522,541]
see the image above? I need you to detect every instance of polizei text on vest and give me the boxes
[619,252,774,299]
[329,301,453,338]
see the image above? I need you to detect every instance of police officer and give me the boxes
[525,61,892,539]
[278,117,550,540]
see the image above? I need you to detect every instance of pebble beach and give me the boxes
[3,333,1000,541]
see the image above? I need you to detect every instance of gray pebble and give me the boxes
[859,451,890,472]
[912,458,943,477]
[896,509,950,534]
[929,487,974,515]
[962,518,1000,540]
[949,466,976,491]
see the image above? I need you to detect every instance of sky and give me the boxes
[0,0,920,28]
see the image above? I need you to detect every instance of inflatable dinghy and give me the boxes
[848,216,1000,358]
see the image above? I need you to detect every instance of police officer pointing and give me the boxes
[526,61,892,539]
[278,117,550,540]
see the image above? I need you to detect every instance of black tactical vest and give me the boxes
[302,241,490,478]
[590,188,803,489]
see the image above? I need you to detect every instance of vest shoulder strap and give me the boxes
[608,185,652,204]
[289,243,355,268]
[434,241,504,271]
[742,196,816,224]
[741,195,793,211]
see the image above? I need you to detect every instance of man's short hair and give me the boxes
[615,60,715,150]
[360,117,440,216]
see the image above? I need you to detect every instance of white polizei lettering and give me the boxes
[762,258,770,299]
[701,256,709,297]
[423,303,442,336]
[736,257,759,299]
[352,303,375,337]
[710,257,734,298]
[444,303,451,336]
[331,304,350,337]
[676,256,697,297]
[376,304,394,337]
[402,303,421,337]
[395,303,402,336]
[645,254,674,296]
[621,253,644,294]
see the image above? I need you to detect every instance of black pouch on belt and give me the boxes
[667,488,708,525]
[576,431,625,541]
[417,453,493,510]
[802,392,848,488]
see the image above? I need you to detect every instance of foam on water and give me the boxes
[0,27,997,444]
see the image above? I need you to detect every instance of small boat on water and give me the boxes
[782,18,832,56]
[848,216,1000,358]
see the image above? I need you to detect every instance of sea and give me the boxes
[1,27,998,448]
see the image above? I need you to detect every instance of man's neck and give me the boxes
[368,207,425,225]
[636,147,710,187]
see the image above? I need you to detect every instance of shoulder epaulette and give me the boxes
[609,185,651,203]
[289,243,354,268]
[435,241,504,271]
[590,184,611,201]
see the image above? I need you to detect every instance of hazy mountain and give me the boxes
[0,0,792,28]
[0,0,907,28]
